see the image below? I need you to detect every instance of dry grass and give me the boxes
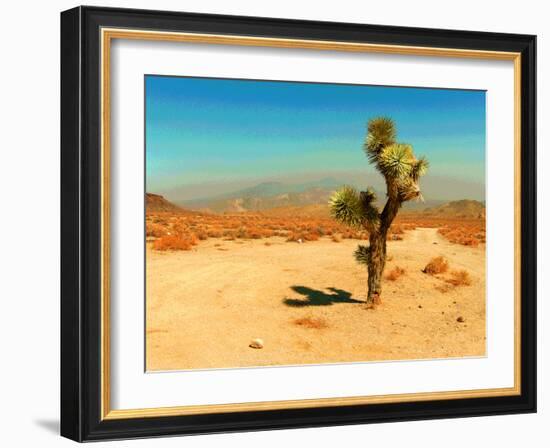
[146,209,351,251]
[146,210,485,252]
[393,214,485,247]
[146,223,167,238]
[435,284,453,294]
[423,256,449,275]
[385,266,406,281]
[196,230,208,240]
[293,317,329,329]
[438,228,482,246]
[152,235,198,251]
[287,231,321,242]
[446,270,472,286]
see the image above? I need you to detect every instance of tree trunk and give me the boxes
[366,231,387,305]
[366,196,400,306]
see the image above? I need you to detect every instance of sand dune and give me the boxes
[146,228,485,371]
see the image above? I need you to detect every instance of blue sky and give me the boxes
[145,75,485,199]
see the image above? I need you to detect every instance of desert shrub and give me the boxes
[146,211,487,252]
[171,222,189,236]
[206,228,223,238]
[146,223,166,238]
[303,231,320,241]
[423,256,449,275]
[391,224,405,234]
[246,227,262,239]
[236,227,248,239]
[385,266,405,281]
[437,222,484,247]
[286,232,300,242]
[460,237,480,247]
[152,235,197,251]
[435,284,453,293]
[293,317,328,329]
[196,231,208,240]
[446,270,472,286]
[262,228,275,238]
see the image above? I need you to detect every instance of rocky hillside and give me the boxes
[146,193,183,213]
[423,199,485,219]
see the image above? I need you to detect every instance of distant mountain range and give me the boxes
[172,177,480,214]
[178,178,344,213]
[147,190,485,223]
[423,199,486,219]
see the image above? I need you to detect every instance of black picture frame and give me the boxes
[61,5,536,442]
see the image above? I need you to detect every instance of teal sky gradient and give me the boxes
[145,75,486,197]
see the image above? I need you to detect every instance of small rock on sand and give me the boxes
[249,338,264,349]
[457,316,465,323]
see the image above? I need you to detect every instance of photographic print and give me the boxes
[61,9,536,440]
[145,75,486,372]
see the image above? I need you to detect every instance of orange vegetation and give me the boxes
[146,211,354,250]
[394,214,485,247]
[385,266,406,281]
[446,270,472,287]
[423,256,449,275]
[152,235,198,251]
[145,210,485,252]
[293,317,329,329]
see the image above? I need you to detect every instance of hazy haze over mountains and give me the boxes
[161,171,484,204]
[155,171,484,214]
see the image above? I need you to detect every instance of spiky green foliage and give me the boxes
[359,187,377,204]
[354,245,371,265]
[332,117,427,233]
[359,188,380,230]
[333,118,427,218]
[329,186,363,228]
[364,117,396,159]
[377,143,415,179]
[410,156,429,181]
[329,186,381,230]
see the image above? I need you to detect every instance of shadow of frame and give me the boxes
[33,419,59,435]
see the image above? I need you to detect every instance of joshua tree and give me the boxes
[329,117,428,306]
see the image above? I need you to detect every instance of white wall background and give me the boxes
[0,1,546,446]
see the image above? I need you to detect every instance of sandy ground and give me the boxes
[146,228,486,371]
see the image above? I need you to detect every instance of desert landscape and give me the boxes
[145,192,486,371]
[144,78,487,371]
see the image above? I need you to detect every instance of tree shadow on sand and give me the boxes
[283,286,364,307]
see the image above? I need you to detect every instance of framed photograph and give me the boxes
[61,6,536,442]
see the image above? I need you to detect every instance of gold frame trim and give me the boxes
[100,28,522,420]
